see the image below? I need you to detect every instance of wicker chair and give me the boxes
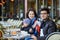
[0,24,3,40]
[0,30,3,40]
[45,32,60,40]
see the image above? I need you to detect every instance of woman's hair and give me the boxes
[26,8,37,18]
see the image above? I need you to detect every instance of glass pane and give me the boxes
[57,0,60,17]
[27,0,36,10]
[19,0,24,20]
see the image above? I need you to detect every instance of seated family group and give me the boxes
[21,8,57,40]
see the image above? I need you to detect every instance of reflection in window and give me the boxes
[2,0,24,21]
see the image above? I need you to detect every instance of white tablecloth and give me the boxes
[0,21,12,28]
[3,30,30,39]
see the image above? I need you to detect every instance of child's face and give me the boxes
[23,23,29,27]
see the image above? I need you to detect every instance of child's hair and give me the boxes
[23,18,30,24]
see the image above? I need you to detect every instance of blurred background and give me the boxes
[0,0,60,21]
[0,0,60,40]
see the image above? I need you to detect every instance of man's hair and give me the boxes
[40,8,50,14]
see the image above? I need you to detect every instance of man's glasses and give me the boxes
[40,13,48,15]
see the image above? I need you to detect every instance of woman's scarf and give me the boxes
[30,17,36,25]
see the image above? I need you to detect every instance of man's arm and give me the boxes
[45,21,57,37]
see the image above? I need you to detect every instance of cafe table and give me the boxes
[3,29,30,40]
[0,21,12,28]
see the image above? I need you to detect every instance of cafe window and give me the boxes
[57,0,60,17]
[1,0,24,21]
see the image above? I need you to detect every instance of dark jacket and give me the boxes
[40,19,57,39]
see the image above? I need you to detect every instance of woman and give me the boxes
[21,8,40,40]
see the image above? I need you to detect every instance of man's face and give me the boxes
[40,10,49,20]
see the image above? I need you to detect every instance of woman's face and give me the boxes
[28,11,35,19]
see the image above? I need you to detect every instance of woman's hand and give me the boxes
[32,21,40,28]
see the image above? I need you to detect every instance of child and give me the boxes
[21,18,31,31]
[21,18,40,35]
[22,18,30,27]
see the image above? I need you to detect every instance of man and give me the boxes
[39,8,57,40]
